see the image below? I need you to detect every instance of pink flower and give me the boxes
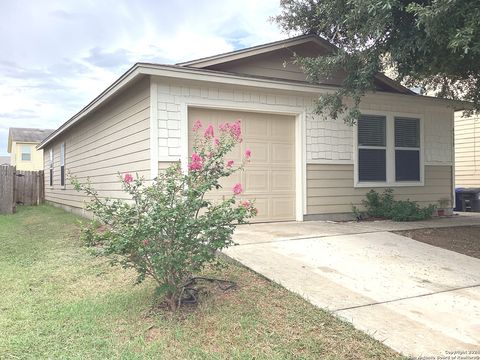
[214,138,220,146]
[188,152,203,171]
[143,239,150,246]
[245,148,251,159]
[204,124,214,138]
[192,120,202,132]
[240,200,250,208]
[226,160,234,168]
[219,120,242,141]
[230,120,242,141]
[124,173,134,184]
[233,183,243,195]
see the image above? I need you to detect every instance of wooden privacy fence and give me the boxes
[0,165,45,214]
[0,165,15,214]
[15,169,45,206]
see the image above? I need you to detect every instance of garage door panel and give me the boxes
[245,197,270,221]
[244,141,269,163]
[271,118,295,139]
[244,117,268,137]
[271,143,295,164]
[272,170,295,191]
[245,170,269,193]
[226,144,242,162]
[271,198,296,219]
[216,172,242,194]
[188,107,296,222]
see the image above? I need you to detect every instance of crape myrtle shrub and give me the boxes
[72,119,257,310]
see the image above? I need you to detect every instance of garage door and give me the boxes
[188,107,296,222]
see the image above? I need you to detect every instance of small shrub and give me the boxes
[71,120,257,310]
[359,189,436,222]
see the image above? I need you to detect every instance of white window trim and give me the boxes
[353,110,424,188]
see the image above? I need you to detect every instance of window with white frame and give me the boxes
[49,148,54,187]
[60,143,65,187]
[358,115,387,182]
[395,117,420,181]
[356,113,422,186]
[21,145,31,161]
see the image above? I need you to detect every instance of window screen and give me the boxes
[21,145,31,161]
[60,143,65,187]
[49,149,53,187]
[395,117,420,147]
[358,115,386,146]
[395,117,420,181]
[359,149,386,181]
[358,115,387,182]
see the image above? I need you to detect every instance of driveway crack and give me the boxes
[333,283,480,312]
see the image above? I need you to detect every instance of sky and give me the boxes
[0,0,285,155]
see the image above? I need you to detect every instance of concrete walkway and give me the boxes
[225,214,480,357]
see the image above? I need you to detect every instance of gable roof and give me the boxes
[178,34,335,67]
[8,128,54,152]
[39,36,467,150]
[178,34,414,95]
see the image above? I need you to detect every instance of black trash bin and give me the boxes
[454,188,464,211]
[457,188,480,212]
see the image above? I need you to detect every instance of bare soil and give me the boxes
[395,225,480,259]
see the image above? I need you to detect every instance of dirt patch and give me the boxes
[395,225,480,259]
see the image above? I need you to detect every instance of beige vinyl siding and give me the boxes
[44,77,151,211]
[454,113,480,187]
[306,164,452,214]
[206,42,346,86]
[158,161,173,174]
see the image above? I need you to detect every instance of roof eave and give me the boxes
[177,34,332,68]
[38,65,144,149]
[39,62,463,149]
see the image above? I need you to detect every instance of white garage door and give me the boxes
[188,107,296,222]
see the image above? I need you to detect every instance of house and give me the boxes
[38,35,460,222]
[8,128,54,171]
[454,112,480,188]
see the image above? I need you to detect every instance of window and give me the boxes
[60,143,65,187]
[21,145,31,161]
[358,115,387,182]
[49,148,54,187]
[395,117,420,181]
[355,113,423,186]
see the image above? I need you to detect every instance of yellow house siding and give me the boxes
[43,77,151,211]
[12,141,45,171]
[306,164,452,215]
[454,113,480,187]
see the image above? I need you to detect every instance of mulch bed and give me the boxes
[395,225,480,259]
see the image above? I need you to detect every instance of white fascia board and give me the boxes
[38,62,464,150]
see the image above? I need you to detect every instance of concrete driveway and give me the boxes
[225,215,480,357]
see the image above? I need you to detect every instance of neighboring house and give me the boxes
[454,112,480,188]
[8,128,54,171]
[38,35,460,222]
[0,156,10,165]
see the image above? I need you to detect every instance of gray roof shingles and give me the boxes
[9,128,55,143]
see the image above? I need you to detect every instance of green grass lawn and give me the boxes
[0,205,404,359]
